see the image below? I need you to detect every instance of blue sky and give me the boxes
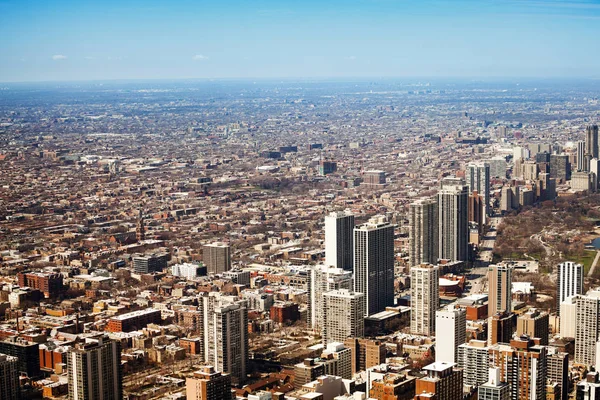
[1,0,600,82]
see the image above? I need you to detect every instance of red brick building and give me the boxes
[106,308,161,332]
[17,272,64,299]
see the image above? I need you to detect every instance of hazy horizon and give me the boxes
[2,0,600,83]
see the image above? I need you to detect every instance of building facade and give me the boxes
[324,210,355,271]
[409,198,438,267]
[410,264,440,336]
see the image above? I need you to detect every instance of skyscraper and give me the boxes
[203,242,232,274]
[410,263,440,336]
[435,305,466,364]
[322,289,365,346]
[325,210,355,271]
[457,340,490,388]
[465,162,491,217]
[308,265,352,330]
[186,366,232,400]
[550,154,570,183]
[438,178,469,262]
[578,140,587,171]
[409,198,438,267]
[67,336,123,400]
[586,125,599,170]
[489,337,547,400]
[575,289,600,366]
[200,294,248,385]
[0,354,19,400]
[487,264,512,316]
[354,215,395,316]
[557,261,584,314]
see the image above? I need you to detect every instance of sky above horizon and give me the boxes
[1,0,600,82]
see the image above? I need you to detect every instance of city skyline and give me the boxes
[2,0,600,82]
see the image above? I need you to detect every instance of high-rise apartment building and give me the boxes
[516,309,549,345]
[415,362,463,400]
[321,342,352,380]
[325,210,355,271]
[550,154,570,183]
[560,295,577,338]
[488,312,514,346]
[438,178,469,262]
[308,265,352,330]
[409,199,438,267]
[478,368,509,400]
[199,294,248,384]
[575,290,600,366]
[186,366,232,400]
[0,337,40,378]
[578,141,587,171]
[0,353,19,400]
[67,336,123,400]
[435,305,466,364]
[203,242,232,274]
[457,340,490,388]
[465,162,491,217]
[322,289,364,346]
[489,337,547,400]
[586,125,599,170]
[557,261,584,314]
[343,338,386,375]
[354,215,395,316]
[547,349,569,400]
[410,264,440,336]
[487,264,513,316]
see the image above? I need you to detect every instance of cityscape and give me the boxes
[3,1,600,400]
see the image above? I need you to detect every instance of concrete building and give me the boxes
[465,162,491,217]
[575,290,600,366]
[478,368,509,400]
[369,373,416,400]
[571,171,594,192]
[516,309,549,345]
[325,210,355,271]
[578,140,587,171]
[557,261,584,314]
[343,337,386,375]
[547,349,569,400]
[500,186,513,212]
[309,265,353,330]
[415,362,463,400]
[438,178,469,262]
[322,289,365,346]
[489,337,547,400]
[560,295,577,338]
[199,294,248,385]
[354,215,395,316]
[457,340,490,388]
[0,353,19,400]
[203,242,231,274]
[186,366,232,400]
[488,312,514,346]
[577,372,600,400]
[586,125,599,169]
[0,337,40,378]
[171,262,203,280]
[409,198,438,267]
[321,342,353,380]
[550,154,570,183]
[435,305,466,364]
[132,253,169,274]
[67,336,122,400]
[294,359,325,390]
[487,264,512,317]
[410,264,440,336]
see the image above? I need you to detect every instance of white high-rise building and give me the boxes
[457,340,490,388]
[409,198,438,267]
[308,265,353,330]
[436,305,466,364]
[557,261,584,314]
[410,263,439,336]
[325,210,355,271]
[465,162,491,217]
[438,178,469,262]
[199,293,248,384]
[560,295,577,338]
[575,290,600,366]
[171,263,202,280]
[478,368,509,400]
[67,336,122,400]
[322,289,364,346]
[354,215,395,316]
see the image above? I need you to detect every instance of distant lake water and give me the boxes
[593,237,600,249]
